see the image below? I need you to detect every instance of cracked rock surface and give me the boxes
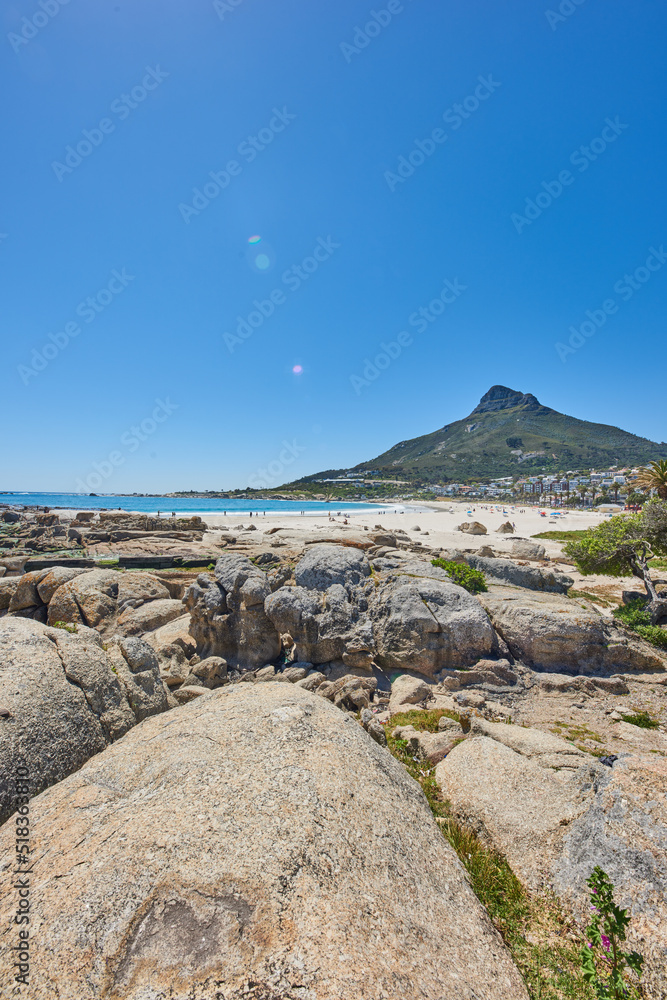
[0,616,169,823]
[0,683,528,1000]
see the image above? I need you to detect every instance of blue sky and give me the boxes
[1,0,666,493]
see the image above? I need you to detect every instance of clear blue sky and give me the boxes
[2,0,666,493]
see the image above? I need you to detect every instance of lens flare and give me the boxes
[292,365,303,374]
[245,237,276,273]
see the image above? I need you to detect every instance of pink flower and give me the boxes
[601,935,611,952]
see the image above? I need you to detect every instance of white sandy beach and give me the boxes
[200,500,612,557]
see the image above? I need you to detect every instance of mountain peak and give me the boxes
[471,385,541,415]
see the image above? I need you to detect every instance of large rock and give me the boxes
[0,617,136,825]
[146,613,196,658]
[0,577,18,609]
[7,568,50,615]
[105,636,171,721]
[0,683,527,999]
[465,555,572,594]
[436,734,667,999]
[392,724,459,764]
[47,569,122,628]
[372,576,498,678]
[458,521,487,535]
[116,598,185,635]
[438,658,520,693]
[388,674,434,714]
[469,717,589,769]
[116,572,171,613]
[511,540,546,561]
[436,736,588,889]
[265,583,375,669]
[145,612,196,687]
[184,555,280,669]
[294,543,371,590]
[481,589,667,675]
[371,553,451,582]
[36,566,87,604]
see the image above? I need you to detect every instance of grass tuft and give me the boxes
[533,530,589,542]
[621,711,659,730]
[51,620,78,634]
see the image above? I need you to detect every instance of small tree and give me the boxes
[565,500,667,617]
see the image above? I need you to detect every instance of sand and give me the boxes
[201,500,611,559]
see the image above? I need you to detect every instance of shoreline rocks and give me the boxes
[0,684,528,1000]
[0,617,169,824]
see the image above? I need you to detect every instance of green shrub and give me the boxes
[431,558,487,594]
[581,866,643,998]
[613,600,667,650]
[621,711,659,730]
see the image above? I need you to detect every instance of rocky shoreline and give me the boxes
[1,528,666,998]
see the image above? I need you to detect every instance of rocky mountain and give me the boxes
[307,385,667,483]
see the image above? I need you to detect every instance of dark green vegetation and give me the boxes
[431,557,487,594]
[385,710,596,999]
[613,600,667,651]
[619,710,660,730]
[299,386,667,484]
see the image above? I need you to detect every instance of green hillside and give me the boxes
[303,386,667,484]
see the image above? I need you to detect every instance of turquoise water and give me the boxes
[0,493,400,516]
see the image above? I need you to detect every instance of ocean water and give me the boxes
[0,493,402,516]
